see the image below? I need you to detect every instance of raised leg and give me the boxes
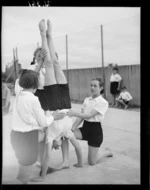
[46,19,67,84]
[38,19,57,86]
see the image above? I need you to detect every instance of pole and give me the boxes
[16,47,18,60]
[13,48,17,83]
[100,25,106,99]
[66,34,69,83]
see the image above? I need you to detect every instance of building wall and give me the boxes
[64,64,140,106]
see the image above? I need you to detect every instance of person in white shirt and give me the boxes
[10,70,65,184]
[66,78,113,166]
[110,67,122,106]
[116,86,133,109]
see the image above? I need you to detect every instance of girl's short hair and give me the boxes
[19,70,39,89]
[92,78,104,94]
[121,86,126,90]
[113,67,118,72]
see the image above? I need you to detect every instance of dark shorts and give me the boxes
[44,84,71,111]
[110,81,120,95]
[122,99,129,105]
[10,130,38,166]
[34,89,47,111]
[79,120,103,147]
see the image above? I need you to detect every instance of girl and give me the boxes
[116,86,133,109]
[31,19,82,182]
[10,70,65,184]
[67,78,113,165]
[110,67,122,106]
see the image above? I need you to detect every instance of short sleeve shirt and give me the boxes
[119,91,133,101]
[110,73,122,82]
[82,95,108,122]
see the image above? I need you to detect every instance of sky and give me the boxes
[2,7,140,71]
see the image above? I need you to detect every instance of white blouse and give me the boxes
[118,91,133,101]
[110,73,122,82]
[11,91,54,132]
[82,95,108,122]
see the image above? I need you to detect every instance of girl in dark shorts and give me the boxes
[10,71,65,184]
[67,78,113,165]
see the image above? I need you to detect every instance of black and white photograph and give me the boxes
[2,6,140,184]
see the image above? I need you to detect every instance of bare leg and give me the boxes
[17,164,34,184]
[69,136,83,167]
[36,131,46,169]
[55,138,70,170]
[30,142,52,182]
[88,146,113,166]
[38,19,57,86]
[88,146,99,165]
[118,99,126,108]
[46,19,67,84]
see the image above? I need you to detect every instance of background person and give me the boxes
[116,86,133,109]
[110,67,122,106]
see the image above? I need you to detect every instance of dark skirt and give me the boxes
[34,89,47,111]
[10,130,38,166]
[44,83,71,111]
[110,81,120,95]
[79,120,103,147]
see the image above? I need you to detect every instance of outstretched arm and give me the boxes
[68,109,99,120]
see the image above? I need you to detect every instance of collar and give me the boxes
[20,90,34,96]
[89,95,102,101]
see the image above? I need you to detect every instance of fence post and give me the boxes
[66,34,69,84]
[100,25,106,99]
[13,48,17,83]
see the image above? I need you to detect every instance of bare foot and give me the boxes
[39,167,56,176]
[73,163,83,168]
[55,162,70,171]
[105,148,113,157]
[46,19,52,36]
[17,176,28,184]
[36,161,41,168]
[29,176,45,182]
[39,19,46,34]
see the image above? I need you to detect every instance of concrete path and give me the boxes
[2,96,140,184]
